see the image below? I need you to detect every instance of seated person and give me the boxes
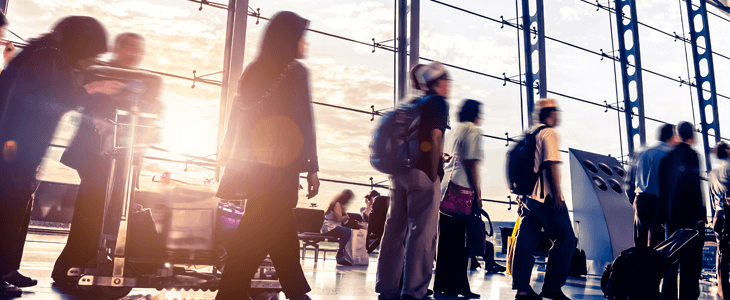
[320,190,354,263]
[360,190,379,223]
[366,194,390,253]
[470,240,506,273]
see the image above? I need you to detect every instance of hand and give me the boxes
[551,198,567,213]
[3,41,15,64]
[306,172,320,199]
[714,211,725,234]
[91,118,114,136]
[85,80,125,95]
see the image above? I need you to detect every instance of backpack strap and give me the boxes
[532,125,549,199]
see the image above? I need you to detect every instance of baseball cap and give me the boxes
[417,61,448,85]
[535,98,560,110]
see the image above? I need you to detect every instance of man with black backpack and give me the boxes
[510,98,575,300]
[375,61,450,300]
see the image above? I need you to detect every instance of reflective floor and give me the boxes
[11,232,722,300]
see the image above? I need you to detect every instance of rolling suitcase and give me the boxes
[601,228,700,300]
[569,220,588,277]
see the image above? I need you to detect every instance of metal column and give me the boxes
[397,0,408,102]
[521,0,547,126]
[685,0,720,173]
[216,0,249,179]
[615,0,646,157]
[409,0,420,72]
[0,0,7,14]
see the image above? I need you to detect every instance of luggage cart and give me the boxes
[62,75,281,299]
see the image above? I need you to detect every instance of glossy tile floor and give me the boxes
[10,232,722,300]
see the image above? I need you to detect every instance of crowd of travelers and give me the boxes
[0,8,726,300]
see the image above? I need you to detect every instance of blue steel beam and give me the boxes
[685,0,721,173]
[615,0,646,157]
[521,0,547,126]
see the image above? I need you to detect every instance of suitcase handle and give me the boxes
[575,220,581,251]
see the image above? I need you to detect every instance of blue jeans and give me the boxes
[325,226,352,256]
[511,197,575,293]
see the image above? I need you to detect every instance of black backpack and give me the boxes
[506,126,548,195]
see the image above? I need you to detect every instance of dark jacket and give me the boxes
[0,39,95,192]
[658,142,707,227]
[59,67,163,172]
[221,61,318,174]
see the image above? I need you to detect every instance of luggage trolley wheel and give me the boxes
[75,275,133,300]
[74,261,135,299]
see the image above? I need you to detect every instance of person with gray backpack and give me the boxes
[373,61,450,300]
[509,98,575,300]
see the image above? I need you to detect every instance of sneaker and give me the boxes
[539,290,570,300]
[515,291,542,300]
[3,271,37,288]
[485,264,507,273]
[460,291,480,298]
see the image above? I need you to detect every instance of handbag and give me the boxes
[439,132,473,216]
[506,215,521,276]
[216,64,295,200]
[465,210,486,256]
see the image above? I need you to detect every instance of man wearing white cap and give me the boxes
[511,98,575,300]
[376,61,450,300]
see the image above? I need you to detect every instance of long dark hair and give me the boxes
[237,11,309,101]
[26,16,107,65]
[325,190,354,214]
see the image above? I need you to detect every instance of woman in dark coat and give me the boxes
[215,11,319,300]
[0,16,118,298]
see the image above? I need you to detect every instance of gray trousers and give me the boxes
[512,197,575,293]
[376,168,440,299]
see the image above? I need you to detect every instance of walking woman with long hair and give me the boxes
[215,11,319,300]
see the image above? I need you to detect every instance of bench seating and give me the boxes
[293,208,375,262]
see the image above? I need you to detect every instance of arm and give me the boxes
[545,161,565,212]
[293,65,320,198]
[431,128,444,181]
[463,159,481,208]
[362,201,373,222]
[626,155,638,204]
[333,202,350,223]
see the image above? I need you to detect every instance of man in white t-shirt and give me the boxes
[511,98,575,300]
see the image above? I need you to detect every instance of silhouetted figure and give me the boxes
[0,11,15,73]
[215,11,318,300]
[511,99,575,300]
[376,61,450,300]
[658,121,706,300]
[628,124,677,248]
[51,32,162,286]
[710,142,730,300]
[0,16,115,298]
[433,99,483,299]
[321,189,354,263]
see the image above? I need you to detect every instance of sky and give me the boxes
[4,0,730,222]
